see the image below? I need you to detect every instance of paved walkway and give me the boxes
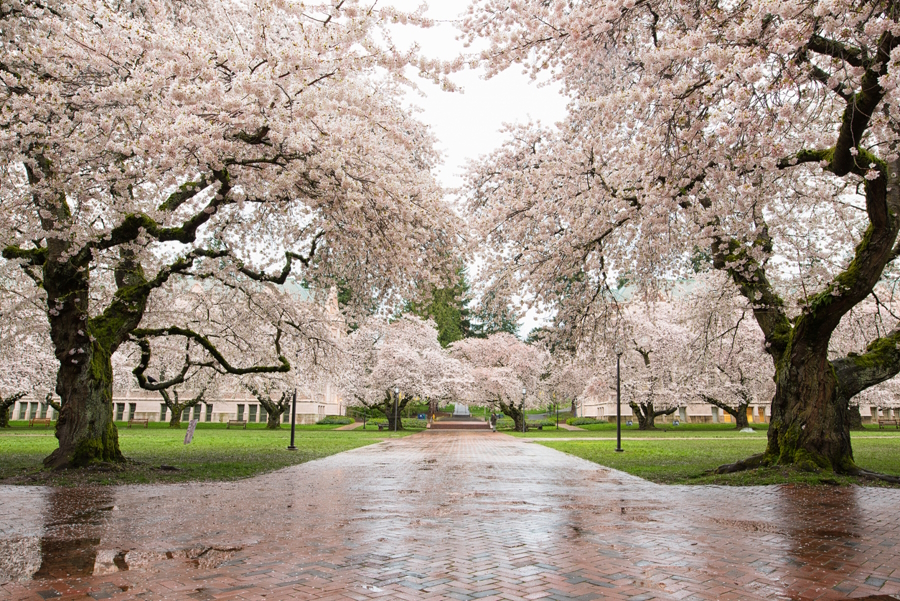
[2,431,900,600]
[557,423,584,431]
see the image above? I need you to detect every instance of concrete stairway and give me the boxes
[429,416,492,431]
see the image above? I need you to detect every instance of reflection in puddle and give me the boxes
[0,485,244,582]
[33,487,116,579]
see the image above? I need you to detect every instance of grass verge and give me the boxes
[0,422,419,486]
[537,428,900,486]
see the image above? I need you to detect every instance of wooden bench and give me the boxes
[29,417,52,427]
[377,423,390,430]
[525,424,543,431]
[227,419,247,429]
[127,418,149,428]
[878,419,900,429]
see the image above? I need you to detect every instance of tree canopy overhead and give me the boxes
[461,0,900,477]
[1,0,460,467]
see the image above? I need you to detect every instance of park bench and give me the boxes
[878,419,900,429]
[377,423,390,430]
[29,417,52,427]
[227,419,247,429]
[525,424,543,431]
[127,418,149,428]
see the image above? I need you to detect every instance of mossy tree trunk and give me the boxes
[5,156,294,470]
[496,398,526,431]
[766,335,856,472]
[710,84,900,474]
[0,392,26,428]
[628,401,676,430]
[42,239,137,468]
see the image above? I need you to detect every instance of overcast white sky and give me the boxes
[383,1,569,190]
[382,1,568,334]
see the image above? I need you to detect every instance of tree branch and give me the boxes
[832,325,900,400]
[131,326,290,375]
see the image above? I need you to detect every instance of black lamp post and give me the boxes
[616,350,624,453]
[287,388,298,451]
[521,387,526,433]
[393,386,399,432]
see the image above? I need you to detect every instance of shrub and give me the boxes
[316,416,354,425]
[567,417,601,426]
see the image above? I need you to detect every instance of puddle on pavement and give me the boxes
[0,486,242,582]
[33,487,116,579]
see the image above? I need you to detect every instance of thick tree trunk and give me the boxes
[629,402,676,430]
[847,405,864,430]
[732,406,750,429]
[266,410,284,429]
[765,344,854,473]
[168,409,185,428]
[497,399,525,431]
[630,403,655,430]
[377,393,410,431]
[0,393,26,428]
[44,345,124,469]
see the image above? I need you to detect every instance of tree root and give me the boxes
[709,453,766,475]
[851,468,900,484]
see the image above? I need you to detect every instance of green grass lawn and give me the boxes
[527,425,900,486]
[0,421,419,486]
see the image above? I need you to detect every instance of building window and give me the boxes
[192,405,201,421]
[116,403,125,421]
[249,404,257,423]
[237,404,245,421]
[282,410,290,424]
[18,402,27,420]
[39,403,48,419]
[29,402,39,420]
[205,404,213,422]
[160,404,168,421]
[129,403,136,421]
[259,405,267,423]
[181,407,190,422]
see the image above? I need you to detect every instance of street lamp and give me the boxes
[615,343,624,453]
[287,388,298,451]
[521,387,527,433]
[393,386,399,432]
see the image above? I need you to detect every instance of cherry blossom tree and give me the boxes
[462,0,900,475]
[677,275,775,429]
[342,316,456,430]
[0,266,56,426]
[1,0,459,467]
[449,333,548,430]
[544,353,592,416]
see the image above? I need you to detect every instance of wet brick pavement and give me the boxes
[2,431,900,600]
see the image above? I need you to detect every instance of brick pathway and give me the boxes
[2,431,900,600]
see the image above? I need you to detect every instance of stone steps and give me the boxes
[429,420,492,430]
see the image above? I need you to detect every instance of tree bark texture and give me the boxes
[765,340,855,472]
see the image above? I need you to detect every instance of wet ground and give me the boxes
[1,431,900,600]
